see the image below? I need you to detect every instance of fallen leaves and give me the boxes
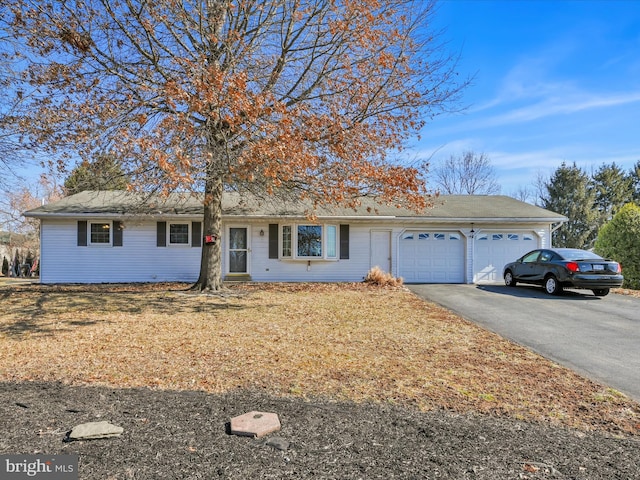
[1,282,639,436]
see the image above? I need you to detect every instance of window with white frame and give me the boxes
[169,223,189,245]
[282,225,292,257]
[90,222,111,245]
[280,224,337,259]
[297,225,321,257]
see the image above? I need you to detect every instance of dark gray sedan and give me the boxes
[503,248,624,296]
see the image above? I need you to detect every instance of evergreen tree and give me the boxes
[540,162,599,248]
[590,162,634,226]
[64,154,130,195]
[594,203,640,289]
[629,160,640,205]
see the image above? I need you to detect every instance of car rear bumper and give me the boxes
[564,274,624,289]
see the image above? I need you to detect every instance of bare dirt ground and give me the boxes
[1,282,639,479]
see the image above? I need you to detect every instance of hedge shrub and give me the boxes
[594,203,640,290]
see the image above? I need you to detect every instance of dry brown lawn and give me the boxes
[1,282,638,436]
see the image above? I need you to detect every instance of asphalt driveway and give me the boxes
[408,284,640,402]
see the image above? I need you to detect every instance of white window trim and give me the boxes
[168,222,191,247]
[89,221,112,246]
[280,223,339,260]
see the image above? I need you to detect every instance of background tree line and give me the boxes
[539,161,640,249]
[538,160,640,289]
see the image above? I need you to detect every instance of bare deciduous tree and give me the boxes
[3,0,467,290]
[0,175,63,259]
[432,151,501,195]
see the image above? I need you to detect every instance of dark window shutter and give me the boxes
[113,221,123,247]
[268,224,279,259]
[192,221,202,247]
[340,224,350,259]
[77,221,87,246]
[157,222,166,247]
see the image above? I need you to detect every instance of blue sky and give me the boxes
[415,0,640,197]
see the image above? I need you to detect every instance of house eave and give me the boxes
[25,211,567,224]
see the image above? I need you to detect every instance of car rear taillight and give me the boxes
[566,262,580,272]
[614,263,622,273]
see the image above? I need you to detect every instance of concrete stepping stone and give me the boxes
[230,411,281,438]
[68,421,124,440]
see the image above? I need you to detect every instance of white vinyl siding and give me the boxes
[37,218,555,285]
[252,223,374,282]
[39,219,201,284]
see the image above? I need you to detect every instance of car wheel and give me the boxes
[544,275,563,295]
[504,271,517,287]
[592,288,610,297]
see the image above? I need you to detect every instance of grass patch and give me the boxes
[1,282,638,436]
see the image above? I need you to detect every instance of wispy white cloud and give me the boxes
[480,91,640,127]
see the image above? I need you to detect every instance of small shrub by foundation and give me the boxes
[364,266,404,287]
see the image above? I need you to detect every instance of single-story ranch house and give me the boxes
[24,190,566,285]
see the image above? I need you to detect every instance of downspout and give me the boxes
[550,221,565,248]
[468,224,476,284]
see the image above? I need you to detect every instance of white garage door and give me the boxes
[473,231,537,283]
[399,231,465,283]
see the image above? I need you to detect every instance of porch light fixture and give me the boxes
[259,229,264,236]
[470,223,475,238]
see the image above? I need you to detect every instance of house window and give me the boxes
[169,223,189,245]
[449,233,461,240]
[282,225,292,258]
[326,225,337,258]
[90,222,111,244]
[278,224,338,259]
[297,225,322,257]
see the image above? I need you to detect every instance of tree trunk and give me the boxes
[192,173,224,291]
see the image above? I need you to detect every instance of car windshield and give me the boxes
[557,249,603,261]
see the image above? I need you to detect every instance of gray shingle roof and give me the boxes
[24,190,566,222]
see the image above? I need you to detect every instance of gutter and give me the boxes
[24,211,566,224]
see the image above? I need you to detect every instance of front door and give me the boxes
[371,230,392,273]
[228,227,249,274]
